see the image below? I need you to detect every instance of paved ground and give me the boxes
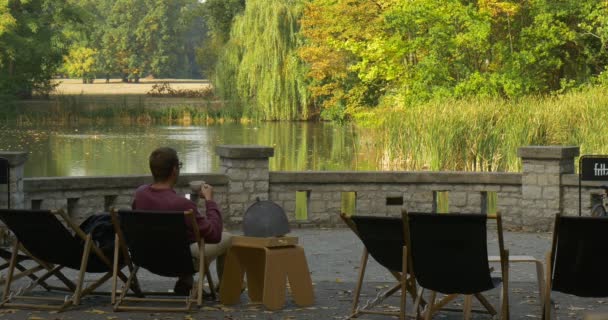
[0,228,607,320]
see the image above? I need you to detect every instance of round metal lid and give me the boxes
[242,199,290,237]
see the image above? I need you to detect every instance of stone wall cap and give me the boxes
[216,145,274,159]
[517,146,580,160]
[0,152,29,167]
[270,171,521,185]
[24,173,228,192]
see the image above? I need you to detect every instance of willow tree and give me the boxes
[214,0,310,120]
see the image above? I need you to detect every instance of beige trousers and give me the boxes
[189,231,233,263]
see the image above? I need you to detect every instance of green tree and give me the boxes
[100,0,202,81]
[197,0,245,78]
[0,0,80,98]
[299,0,395,120]
[214,0,310,120]
[299,0,608,116]
[63,46,98,83]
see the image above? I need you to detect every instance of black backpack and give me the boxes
[78,213,116,258]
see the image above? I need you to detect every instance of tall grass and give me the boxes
[361,86,608,172]
[0,95,243,126]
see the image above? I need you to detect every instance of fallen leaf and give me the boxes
[86,309,107,315]
[200,306,218,311]
[568,306,586,311]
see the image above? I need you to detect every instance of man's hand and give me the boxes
[199,183,214,201]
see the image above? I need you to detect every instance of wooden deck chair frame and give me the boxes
[404,211,510,320]
[111,209,216,312]
[0,209,131,312]
[339,212,425,319]
[542,214,608,320]
[0,248,53,290]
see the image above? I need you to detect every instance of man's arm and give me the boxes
[196,200,223,243]
[195,183,223,243]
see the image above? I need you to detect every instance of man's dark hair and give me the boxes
[149,147,179,182]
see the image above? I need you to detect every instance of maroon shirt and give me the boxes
[131,184,223,244]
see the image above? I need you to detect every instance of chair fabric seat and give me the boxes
[112,209,215,312]
[0,209,111,273]
[551,216,608,298]
[0,208,124,311]
[407,213,496,295]
[404,212,509,319]
[349,216,404,272]
[119,210,196,277]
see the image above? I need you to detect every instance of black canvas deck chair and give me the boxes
[111,209,215,312]
[543,214,608,320]
[0,158,50,289]
[0,209,129,311]
[340,213,424,319]
[404,212,509,320]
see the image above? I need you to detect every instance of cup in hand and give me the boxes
[189,181,205,193]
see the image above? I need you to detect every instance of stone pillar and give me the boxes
[518,146,579,231]
[216,145,274,224]
[0,152,28,209]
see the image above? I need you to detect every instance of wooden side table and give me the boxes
[219,236,314,310]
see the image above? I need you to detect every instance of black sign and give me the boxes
[0,158,8,184]
[581,156,608,181]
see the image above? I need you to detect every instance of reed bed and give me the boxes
[0,94,244,126]
[362,86,608,172]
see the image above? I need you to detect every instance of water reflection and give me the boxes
[0,122,376,177]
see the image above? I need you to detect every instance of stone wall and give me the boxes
[269,172,522,228]
[23,173,228,225]
[2,144,605,232]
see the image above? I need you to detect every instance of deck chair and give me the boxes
[543,214,608,320]
[0,209,130,311]
[0,158,51,289]
[404,212,509,320]
[111,209,215,312]
[340,213,424,319]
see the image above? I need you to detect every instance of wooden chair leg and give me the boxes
[474,293,497,316]
[111,234,120,305]
[205,263,216,300]
[73,234,93,305]
[463,295,473,320]
[400,246,407,320]
[534,259,544,307]
[351,248,369,317]
[543,252,552,320]
[115,265,139,311]
[197,242,205,307]
[414,287,425,319]
[80,272,113,297]
[1,240,20,305]
[424,291,437,320]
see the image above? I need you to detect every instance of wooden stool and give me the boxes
[219,236,314,310]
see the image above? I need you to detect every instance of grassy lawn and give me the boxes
[52,78,211,96]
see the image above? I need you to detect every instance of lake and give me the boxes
[0,122,383,177]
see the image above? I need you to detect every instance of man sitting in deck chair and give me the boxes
[132,147,231,296]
